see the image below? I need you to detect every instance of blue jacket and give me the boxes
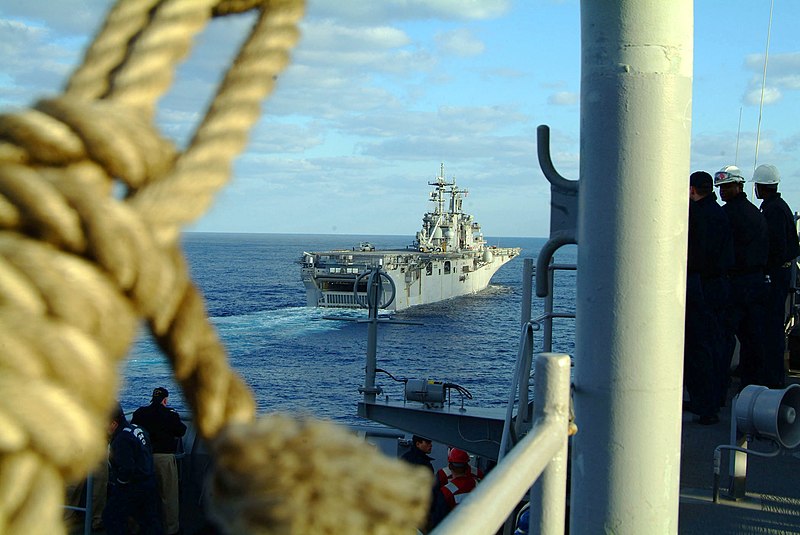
[109,420,155,485]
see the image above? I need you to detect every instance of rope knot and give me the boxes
[208,415,431,534]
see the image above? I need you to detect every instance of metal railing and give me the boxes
[64,473,95,535]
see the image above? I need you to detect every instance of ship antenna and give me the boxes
[735,107,742,166]
[753,0,774,174]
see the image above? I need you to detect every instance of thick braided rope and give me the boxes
[0,0,429,532]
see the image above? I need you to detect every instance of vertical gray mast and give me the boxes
[570,1,693,533]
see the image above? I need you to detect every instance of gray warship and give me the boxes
[300,164,520,311]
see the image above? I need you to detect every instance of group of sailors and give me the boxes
[69,387,187,534]
[400,435,483,532]
[685,163,799,424]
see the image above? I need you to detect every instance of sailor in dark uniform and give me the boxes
[686,171,733,423]
[714,165,769,390]
[400,435,434,473]
[752,164,800,388]
[103,403,163,535]
[132,387,187,535]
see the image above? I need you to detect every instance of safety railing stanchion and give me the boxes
[529,353,571,535]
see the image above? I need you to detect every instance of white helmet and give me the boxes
[751,164,780,185]
[714,165,745,186]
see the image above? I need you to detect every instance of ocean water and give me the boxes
[120,233,577,426]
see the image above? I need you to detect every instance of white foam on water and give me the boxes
[212,306,369,338]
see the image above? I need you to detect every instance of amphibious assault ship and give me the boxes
[300,165,520,311]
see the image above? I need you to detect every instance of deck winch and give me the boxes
[401,378,473,409]
[404,379,446,405]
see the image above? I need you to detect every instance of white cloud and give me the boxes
[743,52,800,105]
[0,0,107,34]
[744,86,782,106]
[548,91,578,105]
[308,0,511,24]
[435,28,485,57]
[303,20,410,50]
[0,18,77,105]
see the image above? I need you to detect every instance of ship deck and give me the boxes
[678,371,800,534]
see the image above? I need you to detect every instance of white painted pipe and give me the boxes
[570,1,693,533]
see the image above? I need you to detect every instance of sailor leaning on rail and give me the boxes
[714,165,769,392]
[751,164,800,389]
[132,387,187,535]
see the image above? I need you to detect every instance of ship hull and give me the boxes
[301,247,519,311]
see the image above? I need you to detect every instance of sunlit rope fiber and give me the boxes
[0,1,430,533]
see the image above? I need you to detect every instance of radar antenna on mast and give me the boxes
[753,0,774,174]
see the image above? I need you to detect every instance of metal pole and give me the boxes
[517,259,536,431]
[544,260,555,353]
[530,353,571,535]
[84,473,94,535]
[522,258,533,328]
[570,1,693,533]
[362,271,381,403]
[728,399,748,499]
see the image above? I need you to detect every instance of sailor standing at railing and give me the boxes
[752,164,800,389]
[132,387,187,535]
[401,435,435,473]
[714,165,769,391]
[686,171,733,424]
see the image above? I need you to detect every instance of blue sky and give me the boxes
[1,1,798,238]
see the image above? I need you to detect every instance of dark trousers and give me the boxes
[763,266,791,388]
[701,276,730,406]
[684,274,720,417]
[103,478,163,535]
[724,273,769,389]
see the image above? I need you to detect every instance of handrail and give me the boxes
[499,259,575,462]
[498,321,537,461]
[63,473,94,535]
[536,231,577,298]
[432,353,571,535]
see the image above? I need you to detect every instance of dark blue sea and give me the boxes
[120,233,577,426]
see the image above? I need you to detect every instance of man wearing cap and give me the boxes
[753,164,800,388]
[714,165,769,390]
[132,387,187,535]
[400,435,434,473]
[685,171,734,424]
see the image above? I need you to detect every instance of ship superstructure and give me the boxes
[300,165,520,311]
